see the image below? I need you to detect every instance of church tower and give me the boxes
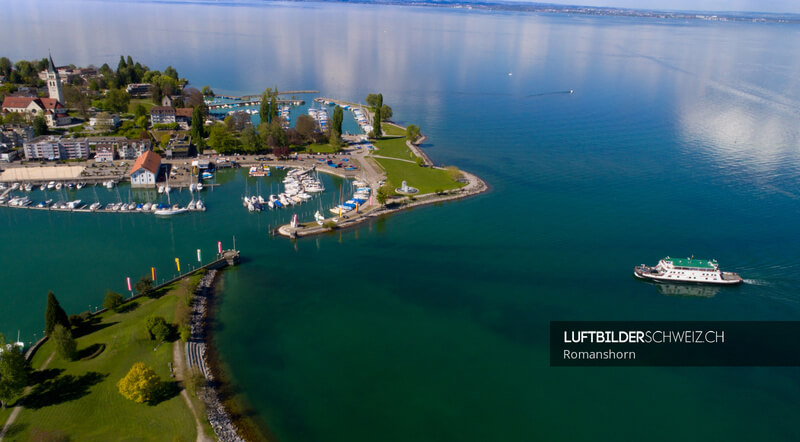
[46,53,64,104]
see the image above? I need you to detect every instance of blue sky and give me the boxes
[498,0,800,14]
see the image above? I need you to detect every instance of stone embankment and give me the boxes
[186,269,245,442]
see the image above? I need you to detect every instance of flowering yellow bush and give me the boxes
[117,362,160,403]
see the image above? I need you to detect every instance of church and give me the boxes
[0,54,70,127]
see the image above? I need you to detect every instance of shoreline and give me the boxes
[197,268,274,442]
[278,168,489,238]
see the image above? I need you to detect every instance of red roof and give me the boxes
[39,98,63,110]
[2,96,37,109]
[2,96,64,112]
[130,151,162,175]
[175,108,193,118]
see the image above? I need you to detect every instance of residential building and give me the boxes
[0,124,34,147]
[88,114,121,129]
[94,143,116,162]
[87,136,152,160]
[23,136,89,160]
[166,133,192,159]
[151,106,176,125]
[175,107,193,130]
[130,151,162,187]
[126,83,152,97]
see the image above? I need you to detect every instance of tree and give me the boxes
[103,290,125,311]
[63,84,90,120]
[33,115,48,137]
[134,276,153,296]
[135,115,148,129]
[0,337,27,409]
[376,185,391,206]
[118,362,161,404]
[0,57,11,77]
[183,87,204,108]
[163,65,179,80]
[331,105,343,138]
[295,114,316,140]
[240,125,262,152]
[45,291,70,336]
[259,91,270,124]
[52,324,77,361]
[105,88,131,113]
[208,124,239,154]
[406,124,421,143]
[201,85,214,96]
[365,93,380,108]
[134,103,148,119]
[380,104,392,121]
[191,105,207,153]
[373,93,383,138]
[144,316,170,342]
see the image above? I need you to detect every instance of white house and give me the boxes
[130,150,161,187]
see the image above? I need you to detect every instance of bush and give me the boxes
[118,362,161,403]
[145,316,171,342]
[179,325,191,342]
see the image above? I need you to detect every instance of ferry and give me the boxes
[634,257,742,285]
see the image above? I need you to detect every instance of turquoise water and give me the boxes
[4,1,800,440]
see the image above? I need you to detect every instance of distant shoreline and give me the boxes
[286,0,800,24]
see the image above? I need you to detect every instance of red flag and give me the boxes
[218,241,222,254]
[126,277,132,291]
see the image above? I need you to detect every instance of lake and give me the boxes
[3,1,800,440]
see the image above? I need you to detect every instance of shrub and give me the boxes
[103,290,125,311]
[52,324,77,361]
[145,316,171,342]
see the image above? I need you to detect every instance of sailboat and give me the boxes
[154,175,187,216]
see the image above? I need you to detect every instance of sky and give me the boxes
[485,0,800,14]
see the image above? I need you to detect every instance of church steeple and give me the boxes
[46,51,64,104]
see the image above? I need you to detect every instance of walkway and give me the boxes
[173,342,213,442]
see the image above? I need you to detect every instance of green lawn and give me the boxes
[374,157,464,195]
[381,123,406,137]
[372,137,414,160]
[129,98,156,114]
[7,281,197,441]
[307,143,340,153]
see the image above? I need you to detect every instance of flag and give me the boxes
[126,277,131,291]
[151,267,156,281]
[197,249,202,262]
[218,241,222,254]
[356,202,359,213]
[175,258,180,272]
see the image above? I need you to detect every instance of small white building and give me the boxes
[130,150,161,187]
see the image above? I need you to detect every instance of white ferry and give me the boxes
[634,256,742,285]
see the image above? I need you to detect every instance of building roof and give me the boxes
[175,108,193,118]
[1,96,64,112]
[664,257,718,270]
[151,106,176,115]
[130,150,162,175]
[2,96,37,109]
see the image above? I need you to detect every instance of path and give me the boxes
[173,341,213,442]
[369,155,417,164]
[0,352,55,441]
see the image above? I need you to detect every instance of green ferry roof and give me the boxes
[664,257,717,269]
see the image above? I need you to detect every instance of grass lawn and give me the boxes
[307,143,340,154]
[128,98,156,114]
[6,279,199,442]
[381,123,406,137]
[374,157,464,195]
[372,137,414,160]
